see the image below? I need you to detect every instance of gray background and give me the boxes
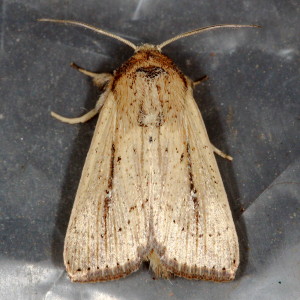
[0,0,299,299]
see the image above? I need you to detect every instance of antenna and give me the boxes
[38,19,137,50]
[158,24,261,50]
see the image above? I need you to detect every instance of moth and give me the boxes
[40,19,258,282]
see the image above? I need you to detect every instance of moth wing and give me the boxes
[153,87,239,281]
[64,92,149,282]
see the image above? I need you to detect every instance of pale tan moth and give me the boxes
[40,19,259,282]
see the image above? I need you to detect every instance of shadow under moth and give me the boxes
[40,19,259,282]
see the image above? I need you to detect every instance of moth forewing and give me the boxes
[183,86,239,280]
[42,19,258,282]
[63,90,149,282]
[151,80,239,282]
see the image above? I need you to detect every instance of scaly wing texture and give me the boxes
[153,84,239,281]
[64,91,149,282]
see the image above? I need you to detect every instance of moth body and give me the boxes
[40,19,259,282]
[62,45,239,282]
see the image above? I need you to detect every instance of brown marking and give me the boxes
[136,66,167,78]
[103,143,115,248]
[112,49,187,90]
[186,143,200,248]
[129,205,137,212]
[180,153,184,162]
[112,56,139,90]
[156,112,165,127]
[137,103,146,127]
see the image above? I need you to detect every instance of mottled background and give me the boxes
[0,0,299,299]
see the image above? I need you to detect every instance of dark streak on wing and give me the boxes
[156,112,165,127]
[186,143,200,246]
[103,143,115,249]
[137,103,146,127]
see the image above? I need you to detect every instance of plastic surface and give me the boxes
[0,1,299,299]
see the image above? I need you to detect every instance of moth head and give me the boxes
[38,19,260,52]
[135,44,160,53]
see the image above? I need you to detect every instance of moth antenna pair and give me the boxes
[38,18,260,50]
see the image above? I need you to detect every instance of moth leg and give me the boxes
[71,62,113,88]
[211,144,233,161]
[193,75,209,87]
[51,109,98,124]
[51,90,107,124]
